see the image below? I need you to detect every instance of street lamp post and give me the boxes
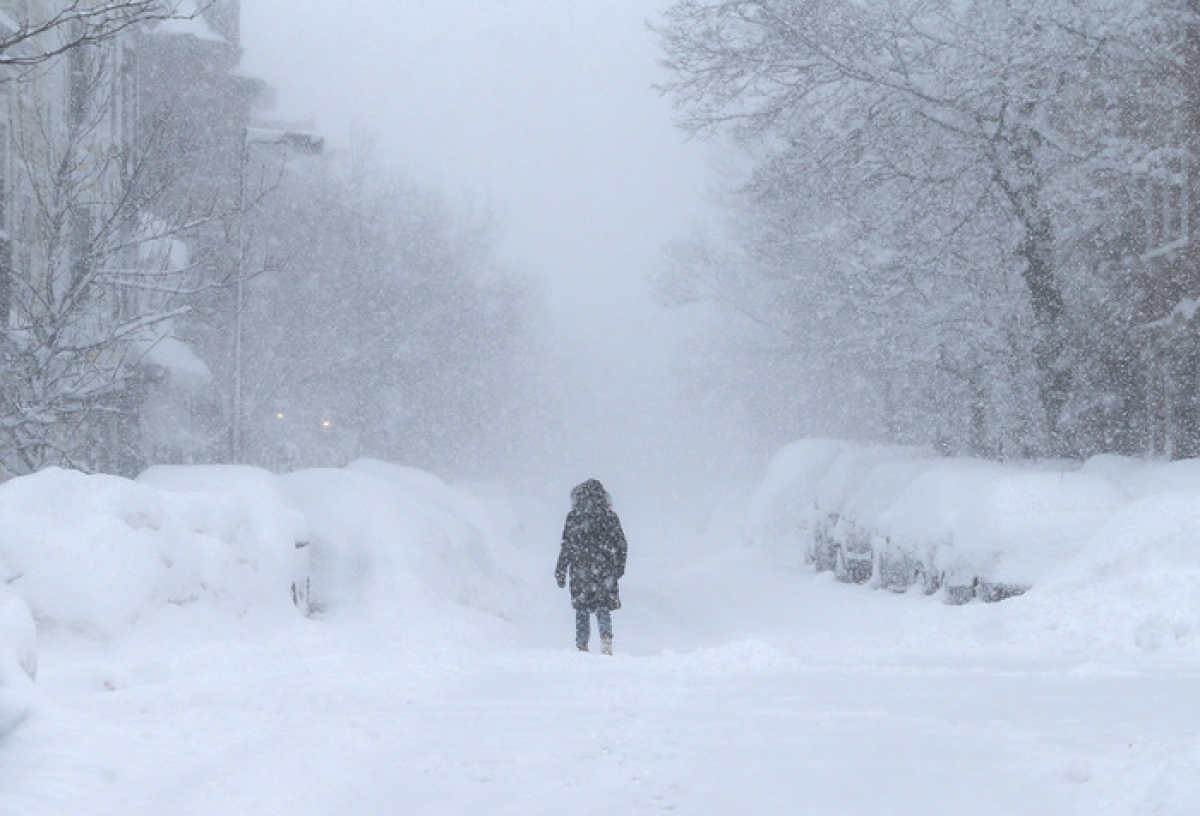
[228,123,324,464]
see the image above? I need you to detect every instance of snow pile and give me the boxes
[0,460,510,649]
[998,488,1200,655]
[0,467,306,638]
[0,593,37,739]
[281,461,504,615]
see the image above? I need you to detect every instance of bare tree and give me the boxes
[0,32,213,474]
[0,1,207,70]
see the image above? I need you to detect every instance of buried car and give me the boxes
[806,445,934,574]
[875,464,1127,603]
[827,457,945,584]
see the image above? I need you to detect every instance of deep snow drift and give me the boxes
[0,453,1198,815]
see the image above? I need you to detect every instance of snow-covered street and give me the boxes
[4,507,1198,816]
[6,2,1200,814]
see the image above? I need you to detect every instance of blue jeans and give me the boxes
[576,608,612,646]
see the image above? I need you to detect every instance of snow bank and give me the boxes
[0,467,305,637]
[998,490,1200,655]
[0,599,36,741]
[752,438,1200,656]
[0,459,511,648]
[282,462,501,615]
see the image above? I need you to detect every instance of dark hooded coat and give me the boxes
[556,480,627,611]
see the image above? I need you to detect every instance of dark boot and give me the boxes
[577,641,588,652]
[601,634,612,656]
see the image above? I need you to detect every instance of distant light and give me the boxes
[322,420,332,428]
[276,413,285,420]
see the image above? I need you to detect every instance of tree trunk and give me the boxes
[999,119,1071,455]
[0,239,10,329]
[1175,1,1200,458]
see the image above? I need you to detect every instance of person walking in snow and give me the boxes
[556,479,627,655]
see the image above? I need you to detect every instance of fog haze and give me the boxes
[239,0,737,498]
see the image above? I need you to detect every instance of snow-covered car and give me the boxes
[943,470,1127,602]
[828,457,944,584]
[137,465,314,616]
[876,463,1127,603]
[745,438,850,567]
[873,460,1007,598]
[807,445,933,575]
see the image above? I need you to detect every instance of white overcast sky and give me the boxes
[238,0,734,490]
[239,0,713,341]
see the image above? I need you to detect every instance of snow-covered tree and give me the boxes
[0,30,209,474]
[0,1,205,69]
[656,0,1200,458]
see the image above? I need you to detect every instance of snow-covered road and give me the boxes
[6,537,1198,816]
